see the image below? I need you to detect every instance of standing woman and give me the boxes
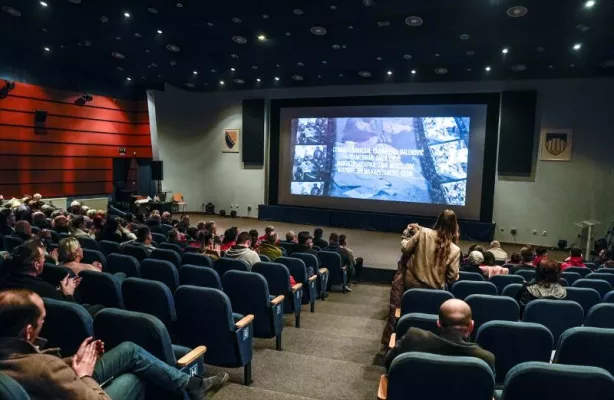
[381,209,461,347]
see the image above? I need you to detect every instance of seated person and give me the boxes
[121,226,156,256]
[220,227,238,253]
[258,232,283,260]
[0,289,228,399]
[257,225,275,244]
[385,299,495,373]
[68,200,82,216]
[461,251,484,275]
[480,251,508,277]
[509,252,522,264]
[312,228,328,249]
[95,217,123,243]
[509,246,535,274]
[516,259,566,316]
[340,234,363,281]
[224,231,260,268]
[248,229,259,251]
[284,231,297,244]
[204,221,222,245]
[52,215,69,234]
[561,246,586,270]
[31,211,51,230]
[323,233,353,291]
[58,237,102,275]
[13,221,33,242]
[291,231,319,256]
[533,246,548,269]
[161,211,172,225]
[168,228,188,248]
[69,216,92,239]
[488,240,507,262]
[597,249,614,269]
[146,211,162,227]
[195,230,220,260]
[0,209,15,242]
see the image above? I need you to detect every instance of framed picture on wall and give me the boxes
[222,129,240,153]
[539,128,573,161]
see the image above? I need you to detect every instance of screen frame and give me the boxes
[269,93,500,223]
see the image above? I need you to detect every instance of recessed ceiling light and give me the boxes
[411,69,417,74]
[39,1,48,7]
[166,44,180,52]
[262,14,269,18]
[67,0,81,3]
[44,47,50,52]
[234,79,245,84]
[387,70,393,75]
[211,69,217,73]
[348,25,353,29]
[176,2,183,8]
[405,16,423,27]
[232,17,241,23]
[252,65,258,69]
[376,57,382,61]
[434,68,448,75]
[116,66,124,71]
[377,21,391,27]
[258,34,266,40]
[310,26,327,35]
[157,30,163,34]
[330,5,337,10]
[231,54,239,59]
[403,54,412,60]
[585,0,596,8]
[2,6,22,16]
[274,77,280,81]
[297,62,304,67]
[536,46,545,52]
[358,71,371,78]
[363,0,373,5]
[134,33,143,38]
[511,64,527,72]
[220,80,225,85]
[111,52,125,59]
[502,48,509,54]
[256,78,261,82]
[570,64,575,67]
[148,8,158,13]
[332,44,341,50]
[100,16,109,23]
[573,43,582,50]
[126,77,132,81]
[124,12,130,18]
[507,6,528,17]
[193,70,198,75]
[485,66,491,71]
[293,9,303,15]
[232,36,247,44]
[207,22,214,27]
[548,65,554,69]
[169,60,176,66]
[459,34,470,40]
[184,83,195,88]
[292,75,304,81]
[230,67,236,71]
[322,60,327,64]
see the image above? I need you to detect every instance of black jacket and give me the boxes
[1,273,75,302]
[290,244,318,256]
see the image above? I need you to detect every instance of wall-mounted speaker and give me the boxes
[242,99,265,165]
[151,160,164,181]
[498,91,537,176]
[34,110,48,124]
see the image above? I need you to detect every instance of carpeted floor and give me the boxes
[209,283,389,400]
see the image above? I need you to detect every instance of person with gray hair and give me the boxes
[488,240,508,262]
[461,250,485,275]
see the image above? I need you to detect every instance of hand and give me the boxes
[60,275,81,296]
[92,261,103,271]
[50,248,59,262]
[93,339,105,356]
[71,340,98,378]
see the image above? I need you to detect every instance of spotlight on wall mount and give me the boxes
[0,80,16,99]
[74,93,94,106]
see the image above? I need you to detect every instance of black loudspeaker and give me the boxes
[151,160,163,180]
[242,99,265,165]
[498,91,537,176]
[113,158,130,182]
[34,110,48,124]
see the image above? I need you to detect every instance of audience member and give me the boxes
[384,299,494,373]
[52,215,69,234]
[313,228,328,249]
[462,251,484,275]
[248,229,259,251]
[69,216,91,239]
[58,237,102,274]
[597,249,614,268]
[146,213,162,229]
[509,247,535,274]
[196,230,220,260]
[13,221,33,242]
[0,289,228,399]
[31,211,50,230]
[177,215,191,233]
[68,200,81,216]
[220,227,239,253]
[168,229,187,248]
[258,226,275,244]
[481,251,496,267]
[340,234,364,281]
[480,251,509,277]
[285,231,297,243]
[161,211,172,225]
[96,217,123,243]
[224,231,260,268]
[516,259,566,315]
[533,246,548,268]
[382,209,460,346]
[205,221,221,245]
[467,244,485,255]
[121,226,156,256]
[561,246,586,271]
[488,240,507,262]
[0,209,15,239]
[509,252,522,264]
[291,231,318,256]
[258,232,283,260]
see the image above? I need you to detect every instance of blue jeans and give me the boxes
[93,342,190,400]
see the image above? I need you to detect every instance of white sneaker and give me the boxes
[344,285,353,292]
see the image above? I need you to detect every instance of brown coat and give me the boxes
[0,337,110,400]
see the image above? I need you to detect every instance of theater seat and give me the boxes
[584,303,614,328]
[123,277,177,333]
[393,313,438,347]
[522,299,584,346]
[151,233,167,245]
[215,257,250,277]
[140,259,180,292]
[451,281,497,300]
[160,242,183,254]
[586,272,614,287]
[554,327,614,376]
[41,298,94,357]
[572,278,611,298]
[457,271,485,282]
[151,248,182,268]
[397,289,453,320]
[98,240,121,256]
[276,256,318,312]
[564,287,601,315]
[77,236,100,252]
[40,263,75,286]
[76,270,124,308]
[0,374,29,400]
[489,274,525,294]
[81,249,106,268]
[2,236,23,253]
[501,283,523,298]
[465,294,519,338]
[253,261,303,328]
[564,266,591,277]
[123,244,149,262]
[292,252,328,300]
[317,251,347,293]
[561,271,582,286]
[105,253,140,278]
[179,265,222,289]
[182,252,213,268]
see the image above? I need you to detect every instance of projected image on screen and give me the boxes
[290,116,470,206]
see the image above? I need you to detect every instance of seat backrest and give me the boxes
[94,308,176,365]
[0,374,30,400]
[572,278,611,298]
[40,264,75,286]
[451,281,497,300]
[595,268,614,275]
[515,269,536,282]
[81,249,106,267]
[252,262,291,296]
[278,241,295,255]
[123,277,177,332]
[501,283,523,298]
[458,271,485,282]
[400,288,454,315]
[151,233,167,245]
[215,257,249,276]
[502,361,614,400]
[476,321,552,384]
[291,252,319,273]
[564,287,601,315]
[396,313,438,336]
[522,299,584,345]
[586,272,614,287]
[555,327,614,376]
[41,298,94,357]
[151,248,182,268]
[160,242,183,254]
[179,265,221,289]
[76,270,124,308]
[106,253,140,277]
[585,303,614,328]
[465,294,519,335]
[140,259,179,292]
[602,290,614,303]
[3,236,24,252]
[489,274,525,294]
[182,252,213,268]
[317,251,343,285]
[58,232,71,241]
[561,271,582,286]
[123,244,149,262]
[259,254,271,262]
[223,270,281,337]
[160,224,174,235]
[98,240,121,256]
[388,352,495,400]
[77,236,100,251]
[565,266,591,277]
[276,257,308,284]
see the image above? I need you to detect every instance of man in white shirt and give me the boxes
[488,240,508,262]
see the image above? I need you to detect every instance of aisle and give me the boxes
[210,284,389,400]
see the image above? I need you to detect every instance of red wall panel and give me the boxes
[0,81,151,197]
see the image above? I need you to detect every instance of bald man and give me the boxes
[488,240,508,262]
[384,299,495,373]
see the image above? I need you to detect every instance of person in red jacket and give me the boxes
[561,246,586,271]
[533,246,548,269]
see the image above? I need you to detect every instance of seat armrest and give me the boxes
[377,375,388,400]
[291,283,303,292]
[388,333,396,349]
[235,314,255,329]
[319,268,329,275]
[308,275,318,282]
[176,346,207,368]
[271,295,285,305]
[394,308,400,319]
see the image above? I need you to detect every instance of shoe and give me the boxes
[344,285,353,292]
[187,372,229,399]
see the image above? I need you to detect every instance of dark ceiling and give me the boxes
[1,0,613,94]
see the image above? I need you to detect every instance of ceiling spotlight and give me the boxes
[585,0,596,7]
[126,77,132,81]
[39,1,48,7]
[220,80,225,85]
[485,66,491,72]
[124,12,130,18]
[411,70,417,74]
[573,43,582,50]
[230,67,236,71]
[387,70,393,75]
[157,30,163,34]
[502,48,509,54]
[274,77,280,81]
[257,34,266,41]
[193,70,198,75]
[44,47,50,52]
[256,78,261,82]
